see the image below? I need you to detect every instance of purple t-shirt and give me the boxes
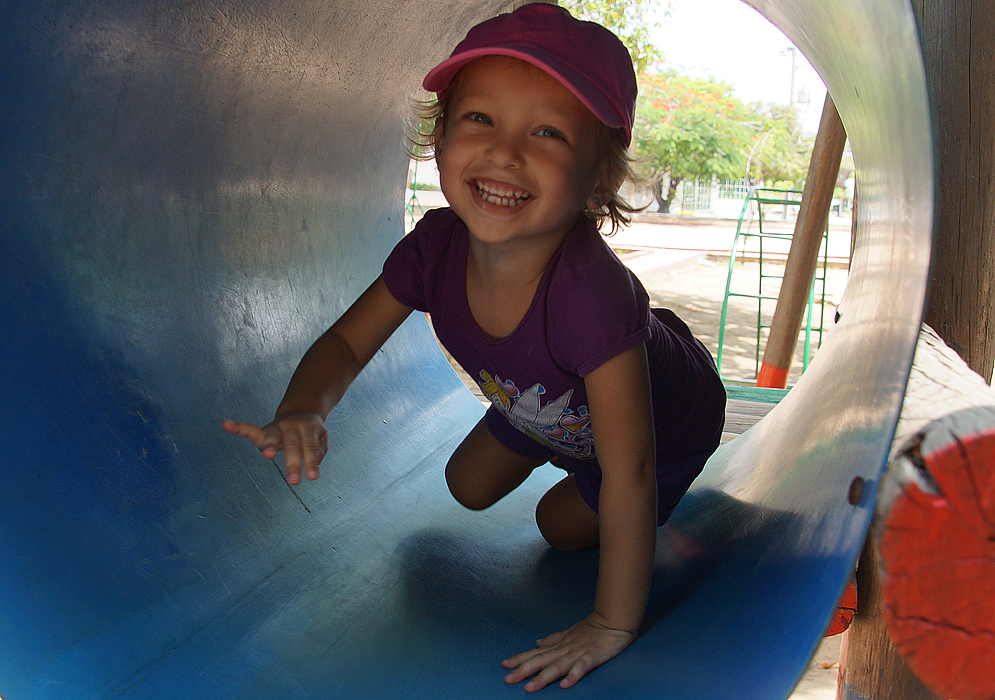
[383,208,725,489]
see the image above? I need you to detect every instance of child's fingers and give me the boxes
[222,416,326,485]
[503,647,580,693]
[223,419,285,463]
[503,617,636,692]
[221,419,268,448]
[535,630,568,648]
[280,434,308,485]
[272,420,326,485]
[301,441,324,481]
[500,631,564,668]
[501,648,537,670]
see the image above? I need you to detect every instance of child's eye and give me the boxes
[463,112,492,126]
[535,126,567,141]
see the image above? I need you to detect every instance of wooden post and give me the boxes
[840,544,944,700]
[915,0,995,381]
[757,94,847,388]
[842,2,995,693]
[839,326,995,700]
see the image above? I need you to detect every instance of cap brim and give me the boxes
[423,47,627,135]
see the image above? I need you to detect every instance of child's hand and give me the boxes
[221,414,328,485]
[501,612,636,692]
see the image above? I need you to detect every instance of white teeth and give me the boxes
[475,181,530,207]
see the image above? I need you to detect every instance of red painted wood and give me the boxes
[826,580,858,637]
[756,361,790,389]
[880,429,995,700]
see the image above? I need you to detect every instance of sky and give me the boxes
[650,0,828,134]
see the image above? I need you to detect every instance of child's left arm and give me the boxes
[502,343,658,692]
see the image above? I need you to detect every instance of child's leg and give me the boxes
[446,418,548,511]
[535,475,601,551]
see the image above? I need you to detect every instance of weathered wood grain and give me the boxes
[842,325,995,700]
[915,0,995,382]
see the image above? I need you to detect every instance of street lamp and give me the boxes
[781,46,799,105]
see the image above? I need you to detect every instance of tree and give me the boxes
[633,72,753,212]
[561,0,668,73]
[741,102,812,187]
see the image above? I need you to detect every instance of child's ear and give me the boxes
[586,190,609,210]
[587,169,621,210]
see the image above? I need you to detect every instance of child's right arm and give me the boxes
[223,275,413,485]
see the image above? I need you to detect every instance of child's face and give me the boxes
[436,56,607,249]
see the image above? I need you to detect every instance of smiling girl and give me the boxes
[224,3,725,692]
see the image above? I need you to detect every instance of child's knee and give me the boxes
[445,423,543,511]
[535,480,600,551]
[536,512,597,552]
[445,457,491,511]
[535,513,577,551]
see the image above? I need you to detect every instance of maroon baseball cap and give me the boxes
[423,3,638,144]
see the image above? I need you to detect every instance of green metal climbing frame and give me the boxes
[405,159,426,229]
[716,187,830,384]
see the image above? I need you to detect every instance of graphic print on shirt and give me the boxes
[477,370,595,459]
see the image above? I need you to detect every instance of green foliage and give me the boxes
[558,0,813,206]
[632,72,812,211]
[561,0,668,73]
[740,101,811,185]
[633,72,753,210]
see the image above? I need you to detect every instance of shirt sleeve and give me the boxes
[547,226,652,377]
[381,208,459,312]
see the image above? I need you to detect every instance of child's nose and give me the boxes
[484,134,525,168]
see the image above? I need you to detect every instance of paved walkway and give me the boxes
[617,212,853,264]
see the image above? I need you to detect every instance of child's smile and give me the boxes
[473,178,532,210]
[436,56,607,251]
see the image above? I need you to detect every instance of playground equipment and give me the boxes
[0,0,943,698]
[716,187,830,383]
[405,160,427,229]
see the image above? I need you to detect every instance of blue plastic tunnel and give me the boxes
[0,0,932,698]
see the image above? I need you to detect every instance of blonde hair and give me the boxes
[409,69,641,235]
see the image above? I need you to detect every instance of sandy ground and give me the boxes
[790,633,843,699]
[630,249,850,387]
